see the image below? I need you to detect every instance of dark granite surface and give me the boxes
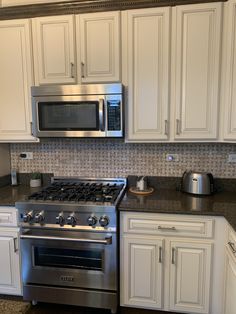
[119,176,236,232]
[0,175,236,232]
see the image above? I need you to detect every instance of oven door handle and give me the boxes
[20,234,112,245]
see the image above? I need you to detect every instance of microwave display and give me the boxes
[38,101,99,131]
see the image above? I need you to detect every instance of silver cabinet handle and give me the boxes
[20,234,112,245]
[164,120,168,135]
[70,62,74,78]
[99,99,105,132]
[81,62,85,78]
[30,121,33,136]
[13,237,18,252]
[159,246,162,263]
[228,241,236,254]
[176,119,181,135]
[157,226,176,231]
[171,247,175,264]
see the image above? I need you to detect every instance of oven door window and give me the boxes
[34,247,103,271]
[38,101,99,131]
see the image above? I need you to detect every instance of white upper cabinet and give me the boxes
[221,0,236,140]
[32,15,76,85]
[122,7,170,141]
[0,19,36,142]
[76,11,120,83]
[172,3,222,140]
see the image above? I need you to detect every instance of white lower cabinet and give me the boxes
[224,227,236,314]
[169,241,212,313]
[120,213,215,314]
[0,228,21,295]
[122,236,164,309]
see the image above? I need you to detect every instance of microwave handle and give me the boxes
[99,99,105,131]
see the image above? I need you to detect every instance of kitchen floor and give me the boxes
[26,303,182,314]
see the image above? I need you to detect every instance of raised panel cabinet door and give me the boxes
[0,19,36,142]
[122,8,170,141]
[222,0,236,140]
[121,236,163,309]
[169,240,212,314]
[224,248,236,314]
[32,15,76,85]
[172,3,222,140]
[77,11,120,83]
[0,235,21,295]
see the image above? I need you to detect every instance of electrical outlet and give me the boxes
[166,154,179,162]
[20,152,33,160]
[228,154,236,163]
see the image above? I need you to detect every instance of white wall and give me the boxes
[0,144,10,176]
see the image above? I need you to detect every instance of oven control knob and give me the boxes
[87,215,97,227]
[56,213,65,226]
[23,211,33,223]
[67,214,77,227]
[35,211,45,223]
[99,215,110,227]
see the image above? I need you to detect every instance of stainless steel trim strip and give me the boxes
[20,234,112,245]
[99,99,105,131]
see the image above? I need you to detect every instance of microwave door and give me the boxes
[32,96,106,138]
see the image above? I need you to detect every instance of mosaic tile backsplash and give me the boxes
[10,139,236,178]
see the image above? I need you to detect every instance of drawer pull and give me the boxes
[13,237,18,252]
[228,241,236,254]
[159,246,162,263]
[157,226,176,231]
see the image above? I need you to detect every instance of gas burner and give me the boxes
[28,178,125,205]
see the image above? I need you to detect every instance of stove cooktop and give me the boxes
[27,177,126,205]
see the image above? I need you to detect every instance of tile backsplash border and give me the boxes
[10,139,236,178]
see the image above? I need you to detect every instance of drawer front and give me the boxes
[121,213,214,238]
[0,207,17,227]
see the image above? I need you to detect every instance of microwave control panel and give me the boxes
[107,100,121,131]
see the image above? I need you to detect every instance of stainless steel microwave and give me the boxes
[31,83,123,138]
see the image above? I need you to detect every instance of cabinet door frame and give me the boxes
[0,19,37,142]
[171,2,222,141]
[77,11,120,83]
[32,14,76,85]
[120,234,164,309]
[169,239,212,314]
[122,7,171,142]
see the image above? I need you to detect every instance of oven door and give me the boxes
[20,228,117,291]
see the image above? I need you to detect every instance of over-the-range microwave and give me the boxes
[31,83,123,138]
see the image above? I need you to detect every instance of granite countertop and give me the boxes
[1,176,236,232]
[119,188,236,231]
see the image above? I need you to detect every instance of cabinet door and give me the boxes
[0,19,36,142]
[222,0,236,140]
[122,8,170,141]
[169,240,212,314]
[121,236,163,309]
[32,15,76,85]
[172,3,222,140]
[0,234,21,295]
[224,247,236,314]
[77,11,120,83]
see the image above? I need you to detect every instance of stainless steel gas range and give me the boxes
[16,177,126,314]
